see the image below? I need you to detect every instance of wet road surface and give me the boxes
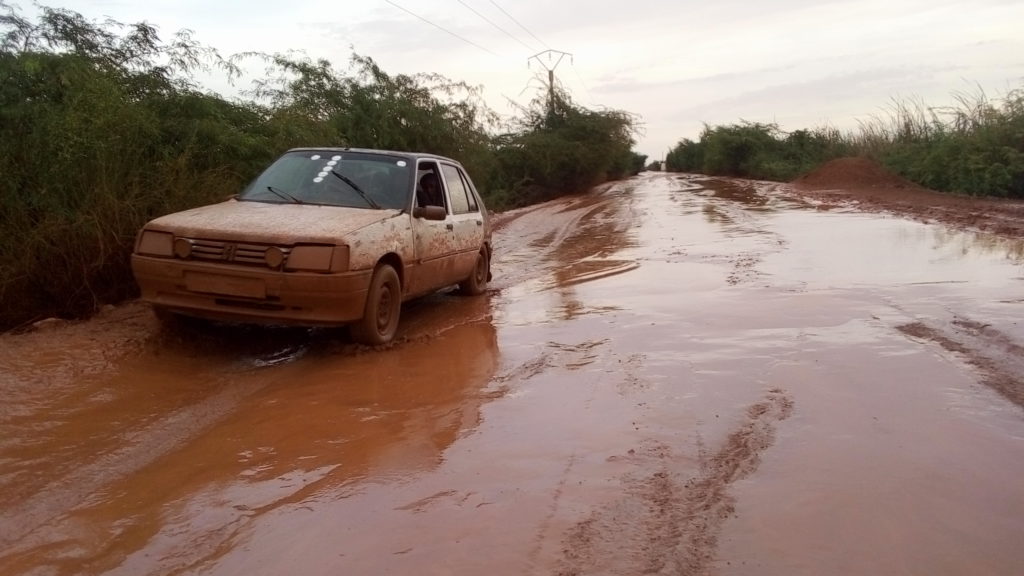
[2,173,1023,575]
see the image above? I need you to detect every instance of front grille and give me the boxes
[183,239,291,268]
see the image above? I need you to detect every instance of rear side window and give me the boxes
[460,170,479,212]
[442,164,476,215]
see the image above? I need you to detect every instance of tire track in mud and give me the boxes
[519,339,613,569]
[897,318,1024,409]
[557,389,794,576]
[672,176,790,288]
[490,181,637,292]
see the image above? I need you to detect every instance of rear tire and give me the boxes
[352,264,401,345]
[458,248,489,295]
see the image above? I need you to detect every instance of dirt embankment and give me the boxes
[790,157,1024,238]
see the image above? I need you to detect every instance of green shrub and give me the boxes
[665,86,1023,199]
[488,89,639,209]
[0,5,262,327]
[665,122,852,181]
[864,89,1024,197]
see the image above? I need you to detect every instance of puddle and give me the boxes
[2,173,1024,575]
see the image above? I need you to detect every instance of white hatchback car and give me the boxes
[131,148,492,344]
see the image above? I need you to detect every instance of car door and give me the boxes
[408,161,458,296]
[440,163,486,280]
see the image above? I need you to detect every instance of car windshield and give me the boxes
[238,150,412,210]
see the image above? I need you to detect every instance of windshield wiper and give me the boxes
[330,170,381,209]
[266,186,303,204]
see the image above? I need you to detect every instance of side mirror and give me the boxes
[413,205,447,221]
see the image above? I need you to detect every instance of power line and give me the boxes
[384,0,501,58]
[571,66,595,105]
[489,0,549,50]
[455,0,536,53]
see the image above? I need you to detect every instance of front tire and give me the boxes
[458,248,489,295]
[352,264,401,345]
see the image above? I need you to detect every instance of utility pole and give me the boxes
[528,49,572,116]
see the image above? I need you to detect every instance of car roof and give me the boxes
[285,147,460,165]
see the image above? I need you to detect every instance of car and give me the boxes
[131,148,492,345]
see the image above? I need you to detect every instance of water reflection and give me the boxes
[702,203,733,226]
[929,226,1024,263]
[0,301,501,575]
[701,178,774,211]
[668,176,780,241]
[759,208,1024,291]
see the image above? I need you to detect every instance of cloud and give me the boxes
[591,63,803,96]
[38,0,1024,159]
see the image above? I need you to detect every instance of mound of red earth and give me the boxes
[793,156,922,190]
[787,156,1024,238]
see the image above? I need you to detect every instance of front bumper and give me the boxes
[131,255,372,325]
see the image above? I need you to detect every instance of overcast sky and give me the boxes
[31,0,1024,159]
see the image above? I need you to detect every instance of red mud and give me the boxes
[3,173,1024,575]
[790,156,1024,238]
[793,156,924,190]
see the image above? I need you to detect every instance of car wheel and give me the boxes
[458,248,489,296]
[352,264,401,345]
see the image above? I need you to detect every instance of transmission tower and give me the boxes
[528,49,572,115]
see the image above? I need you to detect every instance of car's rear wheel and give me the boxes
[352,264,401,345]
[458,248,489,296]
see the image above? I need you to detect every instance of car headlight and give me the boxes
[285,245,349,272]
[136,230,174,257]
[330,245,350,272]
[264,246,285,269]
[173,238,193,259]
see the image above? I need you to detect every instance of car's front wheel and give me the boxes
[352,264,401,345]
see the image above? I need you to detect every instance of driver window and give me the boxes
[416,162,448,211]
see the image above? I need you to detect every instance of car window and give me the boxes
[459,168,479,212]
[239,151,412,210]
[442,164,473,215]
[416,162,448,211]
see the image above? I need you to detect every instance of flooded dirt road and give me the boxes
[2,173,1024,575]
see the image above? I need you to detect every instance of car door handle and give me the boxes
[446,223,454,231]
[475,220,482,226]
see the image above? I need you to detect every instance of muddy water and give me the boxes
[2,174,1024,575]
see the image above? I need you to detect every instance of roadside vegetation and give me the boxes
[0,3,642,329]
[665,87,1024,199]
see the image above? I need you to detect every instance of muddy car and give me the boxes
[131,148,492,344]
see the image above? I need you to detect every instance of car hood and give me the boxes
[145,200,402,244]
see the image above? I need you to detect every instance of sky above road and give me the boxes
[34,0,1024,159]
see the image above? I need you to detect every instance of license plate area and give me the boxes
[185,272,266,299]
